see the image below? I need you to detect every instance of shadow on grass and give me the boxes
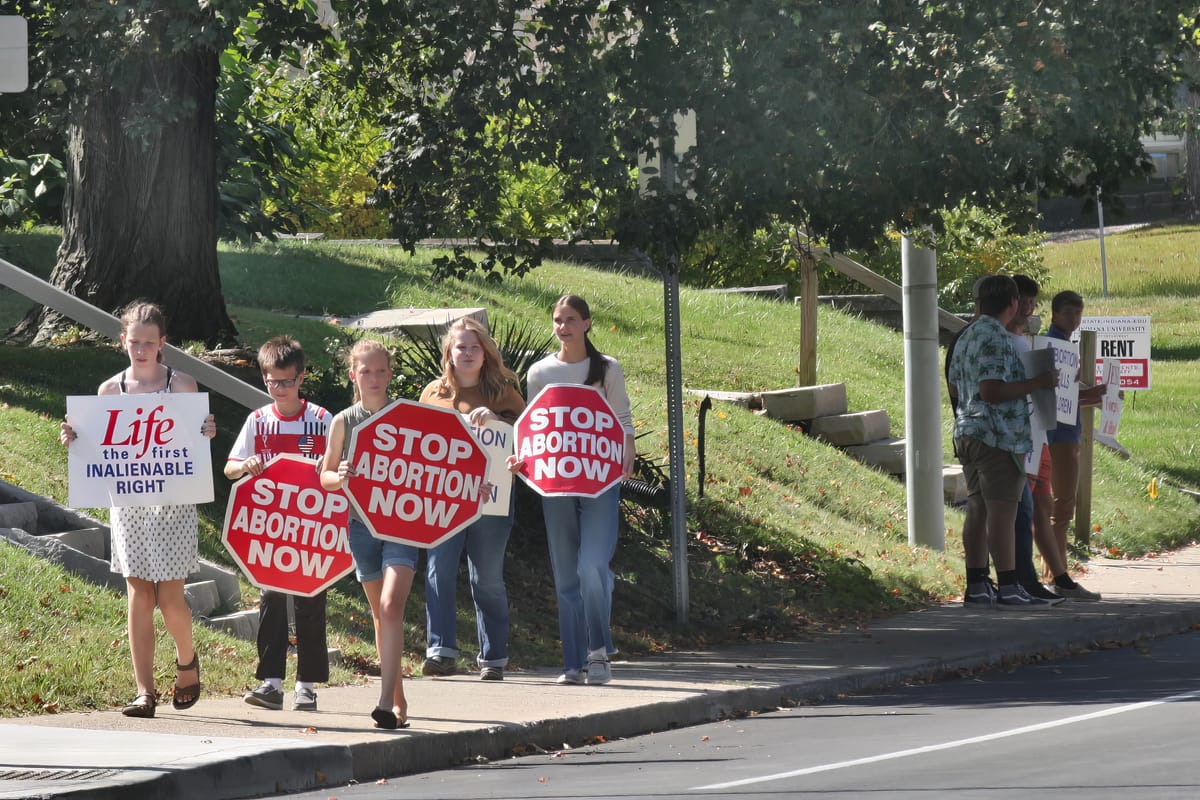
[1149,343,1200,362]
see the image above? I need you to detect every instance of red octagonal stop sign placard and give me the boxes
[514,384,626,498]
[222,453,354,597]
[346,398,490,547]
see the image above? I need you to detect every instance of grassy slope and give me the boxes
[1,224,1196,715]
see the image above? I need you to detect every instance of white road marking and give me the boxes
[692,687,1200,791]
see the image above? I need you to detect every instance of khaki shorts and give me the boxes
[955,436,1027,503]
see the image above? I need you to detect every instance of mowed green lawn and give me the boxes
[0,221,1196,716]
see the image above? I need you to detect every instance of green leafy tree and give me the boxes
[374,1,1195,279]
[0,0,403,346]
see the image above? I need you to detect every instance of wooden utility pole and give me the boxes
[1076,330,1097,545]
[795,236,818,387]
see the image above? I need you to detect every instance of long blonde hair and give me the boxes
[433,317,518,405]
[348,338,391,403]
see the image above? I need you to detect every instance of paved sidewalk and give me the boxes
[2,544,1199,800]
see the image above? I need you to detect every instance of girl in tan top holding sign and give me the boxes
[319,339,419,729]
[418,317,525,681]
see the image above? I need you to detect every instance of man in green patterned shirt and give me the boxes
[948,275,1058,609]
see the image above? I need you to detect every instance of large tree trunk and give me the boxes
[14,45,236,347]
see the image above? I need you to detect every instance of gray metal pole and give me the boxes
[900,235,945,550]
[658,138,689,624]
[662,262,689,623]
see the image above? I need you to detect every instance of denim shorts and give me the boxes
[347,518,420,582]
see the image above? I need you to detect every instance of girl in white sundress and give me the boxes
[61,301,216,718]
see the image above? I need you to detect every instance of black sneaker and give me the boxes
[1022,582,1063,601]
[963,580,996,608]
[421,655,458,677]
[997,584,1062,609]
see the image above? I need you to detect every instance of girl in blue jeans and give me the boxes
[419,317,526,680]
[516,295,636,685]
[320,339,419,729]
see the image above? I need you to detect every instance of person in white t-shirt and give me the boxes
[226,336,332,711]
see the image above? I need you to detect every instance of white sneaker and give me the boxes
[585,658,612,685]
[556,669,585,685]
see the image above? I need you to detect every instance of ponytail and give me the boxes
[554,294,608,386]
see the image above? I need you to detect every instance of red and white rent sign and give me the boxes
[345,398,490,547]
[222,454,353,597]
[514,384,626,498]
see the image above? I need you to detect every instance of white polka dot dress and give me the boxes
[108,368,200,582]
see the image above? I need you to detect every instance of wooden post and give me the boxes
[797,245,818,387]
[1075,330,1097,545]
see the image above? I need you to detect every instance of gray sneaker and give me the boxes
[421,656,458,677]
[244,683,284,710]
[585,658,612,685]
[555,669,585,685]
[292,687,318,711]
[1052,582,1102,601]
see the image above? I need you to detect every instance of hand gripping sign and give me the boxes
[222,454,354,597]
[513,384,626,497]
[346,398,490,547]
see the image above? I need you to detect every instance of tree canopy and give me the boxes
[375,1,1197,275]
[2,1,1197,336]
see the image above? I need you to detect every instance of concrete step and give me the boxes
[845,437,907,475]
[759,384,848,422]
[810,410,891,447]
[188,560,242,613]
[685,388,762,409]
[0,501,38,534]
[205,609,260,640]
[184,580,221,618]
[44,527,107,559]
[943,464,968,506]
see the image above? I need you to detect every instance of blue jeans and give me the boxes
[347,518,420,582]
[425,510,513,666]
[1015,483,1038,586]
[541,486,619,672]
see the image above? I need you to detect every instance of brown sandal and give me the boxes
[122,693,156,718]
[172,653,201,710]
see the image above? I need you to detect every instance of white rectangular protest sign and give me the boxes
[66,393,214,508]
[1033,336,1079,426]
[1018,347,1057,432]
[1079,316,1152,390]
[1097,358,1124,442]
[468,418,514,517]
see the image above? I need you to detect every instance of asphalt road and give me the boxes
[285,631,1200,800]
